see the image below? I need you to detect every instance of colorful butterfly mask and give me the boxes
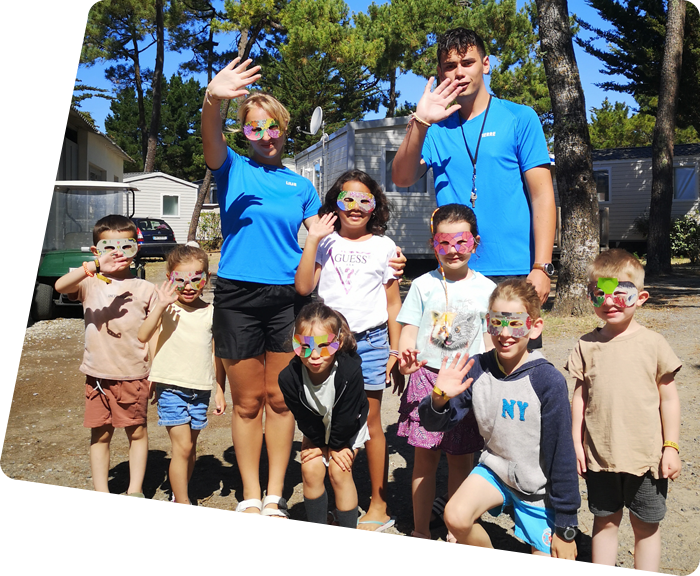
[95,238,138,259]
[433,231,476,255]
[587,277,638,308]
[336,190,376,213]
[486,311,532,339]
[243,118,282,141]
[168,270,208,292]
[292,334,340,358]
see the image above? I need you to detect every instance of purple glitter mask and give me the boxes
[433,231,475,255]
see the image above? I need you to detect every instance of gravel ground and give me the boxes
[2,257,699,573]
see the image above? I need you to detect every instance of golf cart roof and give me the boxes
[54,181,140,193]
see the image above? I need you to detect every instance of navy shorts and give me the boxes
[213,277,311,360]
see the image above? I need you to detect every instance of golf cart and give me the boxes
[32,181,139,321]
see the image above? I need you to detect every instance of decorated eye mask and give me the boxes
[168,270,208,292]
[486,311,532,339]
[243,118,282,141]
[587,277,639,308]
[292,334,340,358]
[433,231,475,255]
[336,190,376,213]
[95,238,138,259]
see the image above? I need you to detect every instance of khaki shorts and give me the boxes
[83,376,150,429]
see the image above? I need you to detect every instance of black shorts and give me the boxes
[486,275,543,349]
[213,277,311,360]
[586,470,668,523]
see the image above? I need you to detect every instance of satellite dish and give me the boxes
[309,107,323,136]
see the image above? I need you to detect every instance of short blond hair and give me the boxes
[238,93,290,133]
[587,249,645,290]
[488,279,541,320]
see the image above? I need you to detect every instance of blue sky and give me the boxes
[75,0,639,133]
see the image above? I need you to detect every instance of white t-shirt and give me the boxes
[316,232,397,333]
[397,269,496,369]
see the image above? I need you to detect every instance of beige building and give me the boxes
[0,44,129,314]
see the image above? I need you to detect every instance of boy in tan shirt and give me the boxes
[56,215,156,497]
[566,249,681,571]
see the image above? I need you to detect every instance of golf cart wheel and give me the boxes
[31,282,55,321]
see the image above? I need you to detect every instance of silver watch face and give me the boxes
[539,263,555,276]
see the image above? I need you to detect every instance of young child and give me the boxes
[278,302,369,528]
[55,215,157,497]
[418,279,580,559]
[295,169,402,531]
[138,243,227,505]
[397,204,495,541]
[566,249,682,571]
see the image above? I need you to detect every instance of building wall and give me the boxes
[86,132,125,182]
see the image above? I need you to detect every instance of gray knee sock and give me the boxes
[304,491,328,524]
[335,507,358,529]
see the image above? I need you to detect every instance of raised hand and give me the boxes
[307,212,337,242]
[434,352,475,400]
[154,280,179,308]
[98,250,129,274]
[399,348,427,376]
[206,57,262,102]
[414,76,466,125]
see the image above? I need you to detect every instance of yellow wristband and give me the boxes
[663,440,679,453]
[433,385,450,400]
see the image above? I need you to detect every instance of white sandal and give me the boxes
[261,494,290,518]
[231,498,262,536]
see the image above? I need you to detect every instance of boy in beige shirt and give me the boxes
[56,215,156,497]
[566,249,681,571]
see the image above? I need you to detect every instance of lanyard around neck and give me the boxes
[459,94,492,208]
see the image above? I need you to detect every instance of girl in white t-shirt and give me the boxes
[138,243,226,504]
[397,203,495,540]
[296,169,403,531]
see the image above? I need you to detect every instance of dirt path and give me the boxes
[2,261,699,573]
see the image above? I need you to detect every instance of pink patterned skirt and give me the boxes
[397,366,484,455]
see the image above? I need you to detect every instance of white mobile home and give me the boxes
[0,44,130,314]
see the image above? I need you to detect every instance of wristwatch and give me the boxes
[532,262,555,276]
[555,525,578,542]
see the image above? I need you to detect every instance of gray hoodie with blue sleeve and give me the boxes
[418,350,580,529]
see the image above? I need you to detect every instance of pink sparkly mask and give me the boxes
[587,277,638,308]
[336,190,376,213]
[433,231,475,255]
[243,118,281,141]
[292,334,340,358]
[95,238,138,259]
[168,270,208,292]
[486,311,532,339]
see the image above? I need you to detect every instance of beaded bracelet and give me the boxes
[82,261,94,277]
[389,350,400,358]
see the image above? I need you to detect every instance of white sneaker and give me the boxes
[338,534,363,572]
[170,506,212,534]
[294,528,331,566]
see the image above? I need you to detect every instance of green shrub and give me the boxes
[196,211,222,251]
[631,208,700,263]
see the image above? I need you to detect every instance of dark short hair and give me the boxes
[436,28,487,65]
[430,203,479,238]
[318,169,391,236]
[92,214,138,245]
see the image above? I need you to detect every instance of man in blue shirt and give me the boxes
[392,28,556,307]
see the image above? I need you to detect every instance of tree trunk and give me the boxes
[144,0,165,172]
[535,0,599,316]
[646,0,686,276]
[131,35,148,167]
[387,69,397,117]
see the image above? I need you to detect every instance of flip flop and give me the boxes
[357,517,395,532]
[391,530,432,568]
[78,498,112,526]
[126,492,151,524]
[445,532,481,572]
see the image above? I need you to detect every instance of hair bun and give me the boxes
[185,240,200,248]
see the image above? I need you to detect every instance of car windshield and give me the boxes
[137,219,171,232]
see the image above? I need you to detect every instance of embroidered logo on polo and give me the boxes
[502,399,529,421]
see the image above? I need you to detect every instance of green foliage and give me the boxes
[670,210,700,264]
[196,210,222,250]
[589,98,699,149]
[393,101,417,117]
[576,0,700,135]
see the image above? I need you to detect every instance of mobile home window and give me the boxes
[674,166,697,200]
[314,161,322,191]
[162,194,180,217]
[594,169,610,202]
[385,150,427,193]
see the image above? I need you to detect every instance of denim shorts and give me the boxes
[354,323,390,391]
[472,463,555,554]
[156,385,211,430]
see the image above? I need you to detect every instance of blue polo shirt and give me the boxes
[212,148,321,284]
[421,97,551,276]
